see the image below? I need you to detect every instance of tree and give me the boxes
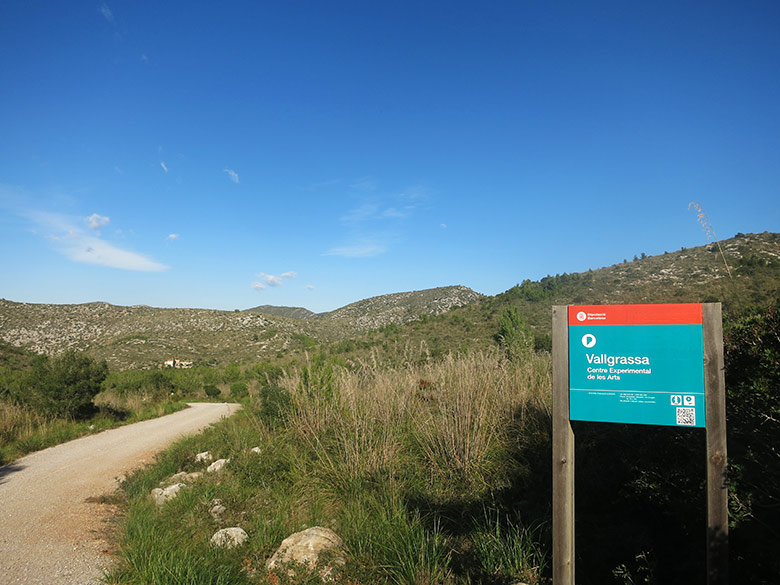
[27,350,108,419]
[494,307,533,360]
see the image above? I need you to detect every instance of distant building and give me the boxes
[163,358,193,369]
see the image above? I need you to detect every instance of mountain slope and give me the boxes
[319,232,780,363]
[318,285,483,332]
[1,233,778,370]
[0,286,483,369]
[245,305,320,320]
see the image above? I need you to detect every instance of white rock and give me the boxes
[209,499,227,521]
[195,451,213,463]
[250,446,262,454]
[210,527,248,549]
[162,471,202,486]
[207,458,229,473]
[164,472,188,485]
[266,526,346,578]
[150,483,186,506]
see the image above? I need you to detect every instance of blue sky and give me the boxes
[1,1,779,312]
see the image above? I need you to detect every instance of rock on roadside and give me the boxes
[210,527,248,549]
[266,526,346,579]
[207,458,229,473]
[150,483,186,506]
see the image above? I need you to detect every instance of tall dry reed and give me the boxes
[281,349,551,501]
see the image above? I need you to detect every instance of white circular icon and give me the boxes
[576,311,587,322]
[581,333,596,348]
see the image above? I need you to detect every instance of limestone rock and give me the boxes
[195,451,213,463]
[162,471,202,486]
[164,472,188,485]
[151,483,185,506]
[266,526,346,579]
[207,458,229,473]
[210,527,248,549]
[209,499,227,521]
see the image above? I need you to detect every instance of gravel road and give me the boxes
[0,402,242,585]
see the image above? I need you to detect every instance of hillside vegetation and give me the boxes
[0,286,481,370]
[2,232,779,583]
[103,297,780,585]
[1,233,778,371]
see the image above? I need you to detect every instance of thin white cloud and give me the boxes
[324,242,387,258]
[281,271,297,279]
[341,203,379,223]
[350,177,377,192]
[440,223,447,229]
[167,233,179,241]
[99,3,115,24]
[398,185,428,201]
[257,273,283,287]
[65,237,168,271]
[160,161,168,173]
[382,207,406,218]
[224,168,240,184]
[25,210,168,272]
[140,54,149,62]
[305,284,315,290]
[86,213,110,230]
[251,282,267,292]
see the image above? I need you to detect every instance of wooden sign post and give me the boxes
[552,303,728,585]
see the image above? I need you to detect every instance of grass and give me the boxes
[0,394,186,465]
[105,349,553,584]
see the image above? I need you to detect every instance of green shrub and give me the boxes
[258,384,292,427]
[722,297,780,582]
[252,361,283,385]
[25,350,108,419]
[494,307,534,360]
[222,362,241,384]
[203,384,221,398]
[229,381,248,398]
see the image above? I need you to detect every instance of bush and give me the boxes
[25,351,108,419]
[203,384,221,398]
[222,362,241,384]
[258,384,291,427]
[722,297,780,582]
[229,382,248,398]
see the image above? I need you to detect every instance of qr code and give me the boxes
[676,407,696,426]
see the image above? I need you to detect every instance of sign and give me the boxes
[552,303,728,585]
[568,303,705,427]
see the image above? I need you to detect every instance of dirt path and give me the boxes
[0,402,242,585]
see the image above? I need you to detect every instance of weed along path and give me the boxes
[0,402,241,585]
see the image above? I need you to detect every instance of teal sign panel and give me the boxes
[568,304,706,427]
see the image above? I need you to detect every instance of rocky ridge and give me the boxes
[0,285,482,369]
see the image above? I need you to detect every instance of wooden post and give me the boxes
[703,303,728,585]
[552,305,575,585]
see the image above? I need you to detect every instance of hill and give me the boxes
[317,232,780,363]
[0,286,482,370]
[244,305,320,320]
[1,233,778,369]
[318,285,483,331]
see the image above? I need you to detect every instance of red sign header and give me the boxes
[568,303,703,326]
